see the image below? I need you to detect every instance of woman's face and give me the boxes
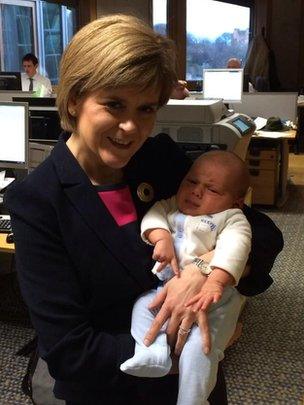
[68,86,160,171]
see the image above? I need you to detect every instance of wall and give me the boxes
[78,0,97,28]
[96,0,151,22]
[94,0,302,92]
[254,0,270,37]
[269,0,302,91]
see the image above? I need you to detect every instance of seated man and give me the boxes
[21,53,52,96]
[226,58,242,69]
[226,58,255,93]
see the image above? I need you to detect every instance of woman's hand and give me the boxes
[170,80,190,99]
[144,264,211,355]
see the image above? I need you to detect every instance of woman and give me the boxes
[5,14,283,404]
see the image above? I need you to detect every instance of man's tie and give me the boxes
[29,78,34,91]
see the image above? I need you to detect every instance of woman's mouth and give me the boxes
[108,137,132,149]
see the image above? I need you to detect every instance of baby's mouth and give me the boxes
[185,199,199,208]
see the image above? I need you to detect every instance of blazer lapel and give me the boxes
[51,135,153,288]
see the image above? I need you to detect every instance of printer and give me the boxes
[152,99,256,161]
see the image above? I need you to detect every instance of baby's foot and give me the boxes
[120,344,172,377]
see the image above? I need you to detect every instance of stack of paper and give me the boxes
[0,171,15,192]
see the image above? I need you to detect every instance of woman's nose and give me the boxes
[119,117,138,133]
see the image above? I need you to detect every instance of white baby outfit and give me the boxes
[121,196,251,405]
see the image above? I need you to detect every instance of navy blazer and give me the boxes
[5,133,283,402]
[5,133,192,401]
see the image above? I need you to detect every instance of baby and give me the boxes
[121,150,252,405]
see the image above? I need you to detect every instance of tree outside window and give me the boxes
[152,0,252,87]
[186,0,251,81]
[152,0,167,35]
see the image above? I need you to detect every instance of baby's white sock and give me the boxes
[120,343,172,377]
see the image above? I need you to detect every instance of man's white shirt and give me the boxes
[21,72,52,96]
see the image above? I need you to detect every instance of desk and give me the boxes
[250,129,296,206]
[0,233,15,253]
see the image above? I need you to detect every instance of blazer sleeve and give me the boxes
[237,204,284,296]
[4,182,135,389]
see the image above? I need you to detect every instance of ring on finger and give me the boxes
[178,326,191,336]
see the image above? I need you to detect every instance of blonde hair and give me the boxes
[57,14,178,132]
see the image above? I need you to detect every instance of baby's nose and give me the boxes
[192,184,203,198]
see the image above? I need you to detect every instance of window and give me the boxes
[39,1,76,83]
[152,0,253,88]
[40,2,63,83]
[0,1,36,71]
[152,0,167,35]
[0,0,76,84]
[186,0,251,81]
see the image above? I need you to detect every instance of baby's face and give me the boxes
[176,160,240,216]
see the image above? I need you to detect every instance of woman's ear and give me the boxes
[68,96,79,117]
[68,102,77,117]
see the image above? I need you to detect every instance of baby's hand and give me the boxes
[153,239,180,276]
[185,279,224,312]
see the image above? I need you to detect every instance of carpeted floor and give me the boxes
[0,184,303,404]
[225,183,304,404]
[0,269,34,405]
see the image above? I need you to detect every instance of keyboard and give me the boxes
[0,215,12,233]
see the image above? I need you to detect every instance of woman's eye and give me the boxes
[105,101,123,110]
[140,105,158,114]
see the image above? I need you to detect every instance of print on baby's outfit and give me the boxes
[197,215,217,232]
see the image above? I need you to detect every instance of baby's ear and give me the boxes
[233,197,244,209]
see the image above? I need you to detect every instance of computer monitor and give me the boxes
[0,72,22,91]
[12,96,56,107]
[0,102,29,169]
[13,97,61,141]
[203,69,243,104]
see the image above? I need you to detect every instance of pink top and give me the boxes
[97,184,137,227]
